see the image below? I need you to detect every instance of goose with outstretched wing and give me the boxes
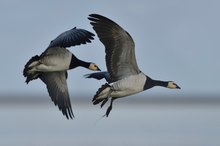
[87,14,180,117]
[23,27,100,119]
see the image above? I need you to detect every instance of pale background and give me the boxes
[0,0,219,97]
[0,1,220,146]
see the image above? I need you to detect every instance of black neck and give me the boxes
[144,76,168,90]
[69,54,90,69]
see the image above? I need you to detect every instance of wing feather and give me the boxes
[88,14,140,82]
[40,71,74,119]
[47,27,95,49]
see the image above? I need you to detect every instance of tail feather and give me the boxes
[23,55,41,84]
[25,72,41,84]
[93,83,111,105]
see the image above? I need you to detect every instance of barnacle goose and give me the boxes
[87,14,180,117]
[23,27,100,119]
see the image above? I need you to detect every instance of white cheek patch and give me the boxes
[89,64,93,70]
[168,82,176,89]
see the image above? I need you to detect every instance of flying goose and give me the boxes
[87,14,180,117]
[23,27,100,119]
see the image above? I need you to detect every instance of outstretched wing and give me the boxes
[47,27,95,49]
[88,14,140,82]
[40,71,74,119]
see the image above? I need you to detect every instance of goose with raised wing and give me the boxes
[23,27,100,119]
[87,14,180,117]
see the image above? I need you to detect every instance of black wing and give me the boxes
[84,71,111,83]
[48,27,95,49]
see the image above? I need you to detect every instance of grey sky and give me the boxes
[0,0,219,98]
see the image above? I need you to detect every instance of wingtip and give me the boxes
[88,14,101,21]
[88,14,96,17]
[63,110,74,120]
[88,13,101,18]
[83,74,91,78]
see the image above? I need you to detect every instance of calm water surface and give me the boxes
[0,99,220,146]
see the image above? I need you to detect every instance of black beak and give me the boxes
[97,67,101,71]
[176,85,181,89]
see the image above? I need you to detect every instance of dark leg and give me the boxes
[100,98,108,108]
[103,98,115,117]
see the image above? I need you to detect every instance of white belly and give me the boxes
[32,47,72,72]
[110,72,146,98]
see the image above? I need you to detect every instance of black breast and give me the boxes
[143,76,155,90]
[69,54,79,69]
